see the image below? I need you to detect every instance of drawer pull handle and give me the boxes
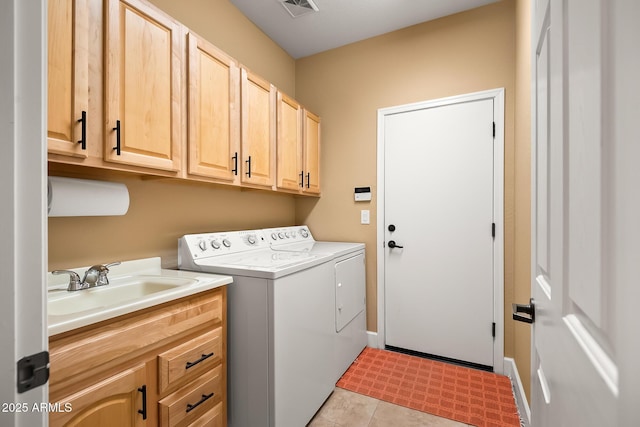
[112,120,121,155]
[186,392,214,413]
[232,152,238,175]
[77,110,87,150]
[245,155,252,178]
[137,385,147,420]
[185,352,214,370]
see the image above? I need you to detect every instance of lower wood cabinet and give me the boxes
[49,287,227,427]
[49,364,147,427]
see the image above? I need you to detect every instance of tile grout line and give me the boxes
[366,398,382,427]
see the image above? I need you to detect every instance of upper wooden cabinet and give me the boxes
[104,0,183,172]
[47,0,320,195]
[302,109,321,195]
[187,32,240,184]
[276,93,321,195]
[276,92,303,191]
[47,0,89,158]
[240,68,276,188]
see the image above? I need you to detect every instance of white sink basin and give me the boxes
[48,276,197,316]
[47,257,232,336]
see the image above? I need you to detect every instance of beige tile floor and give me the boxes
[308,388,473,427]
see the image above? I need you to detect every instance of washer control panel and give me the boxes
[263,226,314,247]
[180,229,267,259]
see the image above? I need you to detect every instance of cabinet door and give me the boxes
[240,68,276,188]
[187,32,240,183]
[302,109,321,194]
[104,0,182,172]
[50,364,147,427]
[47,0,89,158]
[276,92,303,191]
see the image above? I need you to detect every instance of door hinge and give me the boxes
[17,351,49,393]
[492,223,496,239]
[492,121,496,138]
[492,322,496,338]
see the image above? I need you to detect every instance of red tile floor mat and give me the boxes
[337,347,521,427]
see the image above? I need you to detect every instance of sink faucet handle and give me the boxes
[84,261,121,287]
[52,270,86,291]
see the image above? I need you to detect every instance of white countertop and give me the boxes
[48,257,232,336]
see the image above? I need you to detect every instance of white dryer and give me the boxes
[178,229,336,427]
[263,226,367,382]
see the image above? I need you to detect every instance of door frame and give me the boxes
[376,88,505,373]
[0,0,48,425]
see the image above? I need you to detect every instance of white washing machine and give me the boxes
[178,228,363,427]
[263,226,367,383]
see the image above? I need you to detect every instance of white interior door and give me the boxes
[383,93,502,369]
[528,0,630,425]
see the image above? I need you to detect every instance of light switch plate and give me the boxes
[361,210,370,225]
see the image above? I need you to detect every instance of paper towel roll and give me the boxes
[48,177,130,217]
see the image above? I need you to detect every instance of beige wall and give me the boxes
[49,0,532,395]
[48,0,298,271]
[48,168,295,270]
[294,0,521,357]
[147,0,296,95]
[514,0,532,399]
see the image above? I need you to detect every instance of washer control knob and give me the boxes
[278,232,284,239]
[198,240,207,251]
[223,239,232,248]
[247,235,257,245]
[271,233,277,240]
[211,240,221,250]
[300,228,309,238]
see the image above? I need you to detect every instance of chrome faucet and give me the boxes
[53,262,121,291]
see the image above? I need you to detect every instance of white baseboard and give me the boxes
[367,331,379,348]
[504,357,531,427]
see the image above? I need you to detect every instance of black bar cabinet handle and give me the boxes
[112,120,121,155]
[306,172,311,188]
[232,152,238,175]
[245,155,252,178]
[186,392,214,413]
[299,171,304,188]
[185,352,214,370]
[77,111,87,150]
[137,385,147,420]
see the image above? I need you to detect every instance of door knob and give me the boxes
[388,240,403,249]
[512,298,535,323]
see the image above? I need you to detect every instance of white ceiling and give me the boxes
[229,0,500,59]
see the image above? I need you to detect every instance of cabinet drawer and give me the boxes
[159,364,223,427]
[188,401,223,427]
[159,327,223,393]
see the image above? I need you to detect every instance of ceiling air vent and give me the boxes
[281,0,319,18]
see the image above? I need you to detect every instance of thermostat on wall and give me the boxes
[354,187,371,202]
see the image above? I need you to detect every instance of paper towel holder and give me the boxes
[48,176,130,217]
